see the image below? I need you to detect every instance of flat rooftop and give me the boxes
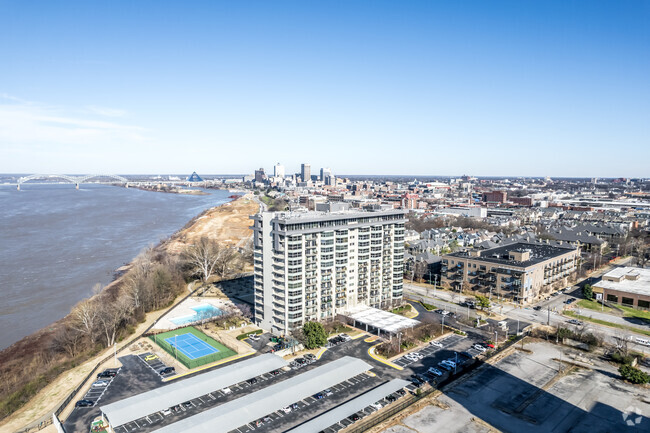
[153,356,372,433]
[256,209,407,225]
[101,354,288,428]
[286,379,410,433]
[448,242,576,268]
[343,305,420,334]
[593,266,650,296]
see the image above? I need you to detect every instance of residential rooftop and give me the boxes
[447,242,576,268]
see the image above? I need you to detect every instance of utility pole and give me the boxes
[441,315,445,334]
[547,306,551,326]
[494,330,498,345]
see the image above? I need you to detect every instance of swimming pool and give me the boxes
[170,304,223,326]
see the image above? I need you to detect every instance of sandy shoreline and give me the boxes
[0,193,259,431]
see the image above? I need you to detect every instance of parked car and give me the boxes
[221,387,232,395]
[385,394,397,402]
[567,319,582,325]
[182,401,193,409]
[97,370,117,379]
[429,341,443,348]
[312,392,324,399]
[248,333,260,341]
[533,305,542,311]
[565,298,577,304]
[348,413,360,422]
[75,399,94,407]
[473,344,487,352]
[171,405,181,413]
[281,406,292,414]
[270,369,281,376]
[91,380,109,388]
[161,408,172,416]
[304,353,316,362]
[370,401,383,410]
[160,367,175,375]
[144,354,158,362]
[339,333,352,341]
[438,361,452,370]
[427,367,443,377]
[482,342,495,348]
[247,377,258,385]
[395,388,406,396]
[324,388,333,396]
[411,351,423,359]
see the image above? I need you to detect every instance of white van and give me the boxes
[635,337,650,347]
[498,321,508,329]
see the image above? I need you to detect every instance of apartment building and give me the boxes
[250,209,406,335]
[441,242,579,304]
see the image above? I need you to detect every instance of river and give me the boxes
[0,183,234,350]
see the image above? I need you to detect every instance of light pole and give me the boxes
[441,315,445,334]
[494,330,498,345]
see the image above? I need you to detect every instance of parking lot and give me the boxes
[137,352,176,379]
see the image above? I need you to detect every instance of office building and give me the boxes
[320,167,332,181]
[254,168,266,183]
[251,209,407,335]
[592,267,650,309]
[274,163,285,178]
[483,191,507,204]
[441,242,578,304]
[301,163,311,183]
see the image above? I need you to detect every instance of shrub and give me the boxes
[420,301,435,311]
[582,284,593,300]
[236,329,263,340]
[619,364,650,384]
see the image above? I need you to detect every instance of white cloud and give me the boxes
[0,95,149,147]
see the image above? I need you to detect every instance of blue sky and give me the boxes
[0,1,648,177]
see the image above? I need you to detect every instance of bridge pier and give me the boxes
[75,183,80,190]
[17,183,20,191]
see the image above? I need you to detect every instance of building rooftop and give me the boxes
[593,267,650,296]
[447,242,576,268]
[267,208,407,224]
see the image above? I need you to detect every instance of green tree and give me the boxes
[302,322,328,349]
[582,284,593,300]
[619,364,650,384]
[475,295,490,310]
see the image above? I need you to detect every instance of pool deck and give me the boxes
[153,297,235,330]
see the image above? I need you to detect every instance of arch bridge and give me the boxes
[17,174,129,190]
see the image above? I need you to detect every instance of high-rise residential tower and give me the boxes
[274,163,285,178]
[250,209,406,335]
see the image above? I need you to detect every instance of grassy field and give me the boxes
[619,305,650,323]
[564,311,650,338]
[150,326,237,369]
[577,299,613,313]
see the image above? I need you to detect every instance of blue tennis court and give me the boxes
[164,333,220,360]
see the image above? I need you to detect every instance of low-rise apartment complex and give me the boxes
[592,267,650,309]
[441,242,579,304]
[251,209,406,335]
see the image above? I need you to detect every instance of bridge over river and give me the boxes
[16,174,130,190]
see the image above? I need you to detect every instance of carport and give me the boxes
[153,356,373,433]
[341,305,420,340]
[100,353,287,428]
[286,378,410,433]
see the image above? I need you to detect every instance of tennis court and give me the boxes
[164,333,219,360]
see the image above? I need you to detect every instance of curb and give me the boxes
[367,343,404,370]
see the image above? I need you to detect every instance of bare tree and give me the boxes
[183,237,223,283]
[97,296,133,346]
[216,247,242,278]
[52,323,83,358]
[71,298,100,343]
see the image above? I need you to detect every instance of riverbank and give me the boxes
[0,194,259,431]
[128,185,209,195]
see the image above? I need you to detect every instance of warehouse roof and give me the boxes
[101,354,287,428]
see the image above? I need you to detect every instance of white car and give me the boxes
[404,354,418,362]
[221,387,232,395]
[249,333,260,341]
[430,341,443,348]
[411,352,423,359]
[445,359,457,368]
[427,367,443,377]
[370,401,383,410]
[161,408,172,416]
[91,380,109,388]
[473,344,487,352]
[281,406,292,414]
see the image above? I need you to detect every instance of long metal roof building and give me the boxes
[101,354,288,428]
[286,378,410,433]
[154,356,372,433]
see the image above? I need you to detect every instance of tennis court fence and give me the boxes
[148,326,237,369]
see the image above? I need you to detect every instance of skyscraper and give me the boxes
[274,163,285,178]
[301,163,311,182]
[320,167,332,181]
[250,209,406,335]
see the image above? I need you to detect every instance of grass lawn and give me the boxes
[564,311,650,338]
[619,305,650,323]
[577,299,613,313]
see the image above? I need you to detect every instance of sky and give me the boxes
[0,1,648,178]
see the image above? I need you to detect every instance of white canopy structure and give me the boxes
[101,354,287,428]
[344,305,420,335]
[154,356,372,433]
[287,378,410,433]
